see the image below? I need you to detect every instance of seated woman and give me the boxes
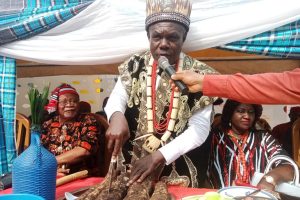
[207,99,294,191]
[41,83,102,176]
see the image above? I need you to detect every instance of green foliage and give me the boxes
[28,83,50,130]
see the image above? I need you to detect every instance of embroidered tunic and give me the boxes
[106,51,218,187]
[207,127,289,188]
[41,113,100,173]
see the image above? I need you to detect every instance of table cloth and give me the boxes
[0,177,214,200]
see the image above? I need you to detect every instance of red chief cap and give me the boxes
[44,83,79,114]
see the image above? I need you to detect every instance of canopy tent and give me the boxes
[0,0,300,174]
[1,0,300,64]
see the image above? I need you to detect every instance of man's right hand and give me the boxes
[106,112,130,156]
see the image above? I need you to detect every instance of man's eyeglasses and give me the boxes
[58,99,79,106]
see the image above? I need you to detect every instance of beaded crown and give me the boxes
[145,0,192,31]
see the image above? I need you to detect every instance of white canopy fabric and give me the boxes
[0,0,300,65]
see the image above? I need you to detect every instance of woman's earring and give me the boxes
[229,122,231,127]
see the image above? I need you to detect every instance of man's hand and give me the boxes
[127,150,166,186]
[57,165,70,177]
[106,112,130,156]
[257,178,276,191]
[171,70,204,93]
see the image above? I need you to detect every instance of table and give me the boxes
[0,177,214,200]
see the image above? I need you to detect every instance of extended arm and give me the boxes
[56,146,90,165]
[104,78,130,156]
[203,68,300,104]
[171,68,300,104]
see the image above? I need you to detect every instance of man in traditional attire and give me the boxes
[271,106,300,156]
[105,0,217,187]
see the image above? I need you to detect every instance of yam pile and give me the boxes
[76,172,172,200]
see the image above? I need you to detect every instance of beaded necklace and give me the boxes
[58,125,67,153]
[139,58,180,153]
[151,60,176,133]
[228,129,250,185]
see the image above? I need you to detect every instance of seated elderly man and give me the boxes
[41,83,103,176]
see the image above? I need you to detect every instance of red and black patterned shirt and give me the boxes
[207,128,289,189]
[41,113,99,156]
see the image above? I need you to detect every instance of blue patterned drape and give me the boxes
[0,0,94,45]
[220,20,300,58]
[0,0,94,174]
[0,56,16,174]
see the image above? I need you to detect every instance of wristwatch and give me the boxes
[263,175,276,187]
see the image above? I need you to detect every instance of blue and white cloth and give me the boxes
[0,0,93,45]
[221,20,300,58]
[0,56,16,174]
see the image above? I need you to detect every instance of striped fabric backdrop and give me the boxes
[0,56,16,174]
[0,0,94,45]
[220,19,300,58]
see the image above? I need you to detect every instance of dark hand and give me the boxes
[257,179,276,191]
[106,112,130,156]
[257,165,294,191]
[171,70,204,93]
[127,151,166,186]
[57,165,70,177]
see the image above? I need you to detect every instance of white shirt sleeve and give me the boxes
[105,75,212,165]
[158,104,212,165]
[104,77,128,121]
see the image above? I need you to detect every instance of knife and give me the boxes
[233,188,262,200]
[107,155,117,193]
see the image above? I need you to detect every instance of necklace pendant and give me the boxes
[142,134,161,153]
[160,163,190,187]
[161,130,172,143]
[57,146,63,153]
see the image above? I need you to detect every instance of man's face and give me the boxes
[148,22,186,65]
[58,93,79,121]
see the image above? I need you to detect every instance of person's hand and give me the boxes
[256,165,294,191]
[57,165,70,177]
[171,70,204,93]
[257,178,276,191]
[127,150,166,186]
[106,112,130,156]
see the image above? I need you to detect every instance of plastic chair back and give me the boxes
[15,113,30,155]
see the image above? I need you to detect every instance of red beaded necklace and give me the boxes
[151,61,176,134]
[228,129,250,185]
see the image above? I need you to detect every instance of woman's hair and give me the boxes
[221,99,262,130]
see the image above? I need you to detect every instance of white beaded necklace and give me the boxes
[138,57,181,153]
